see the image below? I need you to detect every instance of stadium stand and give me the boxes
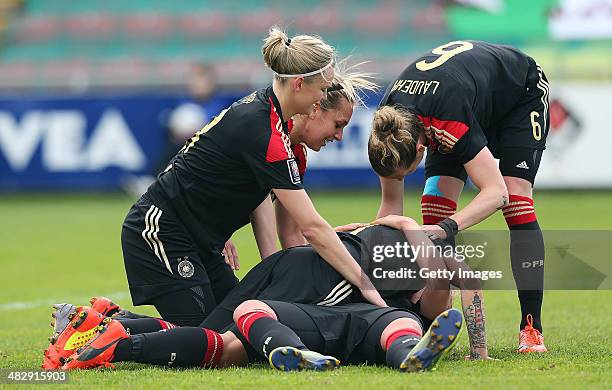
[0,0,611,90]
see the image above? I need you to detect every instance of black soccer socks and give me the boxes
[237,311,307,359]
[112,327,223,367]
[503,195,544,332]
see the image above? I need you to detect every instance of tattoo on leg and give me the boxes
[464,292,486,357]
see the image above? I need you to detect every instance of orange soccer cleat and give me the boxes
[90,296,148,319]
[518,314,548,353]
[89,297,121,317]
[62,318,129,370]
[42,304,109,370]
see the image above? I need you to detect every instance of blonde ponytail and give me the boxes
[262,26,335,81]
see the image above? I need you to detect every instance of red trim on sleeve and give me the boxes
[266,97,292,162]
[417,114,469,148]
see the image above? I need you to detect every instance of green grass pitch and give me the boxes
[0,191,611,389]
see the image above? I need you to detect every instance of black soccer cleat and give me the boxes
[268,346,340,372]
[399,308,463,373]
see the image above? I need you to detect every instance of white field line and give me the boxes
[0,291,130,312]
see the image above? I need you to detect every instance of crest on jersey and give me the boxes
[178,258,194,278]
[287,158,301,184]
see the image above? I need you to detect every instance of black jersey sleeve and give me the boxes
[241,110,304,191]
[419,85,488,164]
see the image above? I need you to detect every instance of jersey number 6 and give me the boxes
[416,41,474,71]
[530,111,542,141]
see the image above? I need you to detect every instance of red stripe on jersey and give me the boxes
[417,115,469,146]
[292,143,307,177]
[266,97,291,162]
[286,119,307,177]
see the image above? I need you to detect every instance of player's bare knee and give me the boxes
[232,300,276,323]
[503,176,533,198]
[380,318,422,350]
[423,175,464,200]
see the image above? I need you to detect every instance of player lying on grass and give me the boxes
[368,40,549,353]
[43,216,489,369]
[58,300,463,372]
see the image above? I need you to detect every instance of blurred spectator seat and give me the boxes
[238,10,285,37]
[353,5,401,36]
[64,13,115,41]
[122,12,172,40]
[178,12,229,40]
[294,7,343,34]
[13,15,60,42]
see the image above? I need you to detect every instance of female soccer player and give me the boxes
[44,217,490,369]
[120,27,385,329]
[368,40,549,353]
[59,300,463,373]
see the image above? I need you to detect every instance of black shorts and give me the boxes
[200,240,362,331]
[263,301,422,364]
[426,58,549,185]
[121,195,238,307]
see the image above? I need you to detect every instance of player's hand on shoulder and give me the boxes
[334,222,368,232]
[372,215,419,230]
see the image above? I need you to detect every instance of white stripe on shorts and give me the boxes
[141,205,173,274]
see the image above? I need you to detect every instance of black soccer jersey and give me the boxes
[380,41,533,164]
[146,86,304,256]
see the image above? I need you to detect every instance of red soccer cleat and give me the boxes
[42,304,108,370]
[89,297,121,317]
[518,314,548,353]
[62,318,129,370]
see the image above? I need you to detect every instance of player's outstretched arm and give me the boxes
[274,194,307,249]
[376,176,405,218]
[250,194,279,261]
[450,147,508,231]
[274,188,387,307]
[425,147,509,240]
